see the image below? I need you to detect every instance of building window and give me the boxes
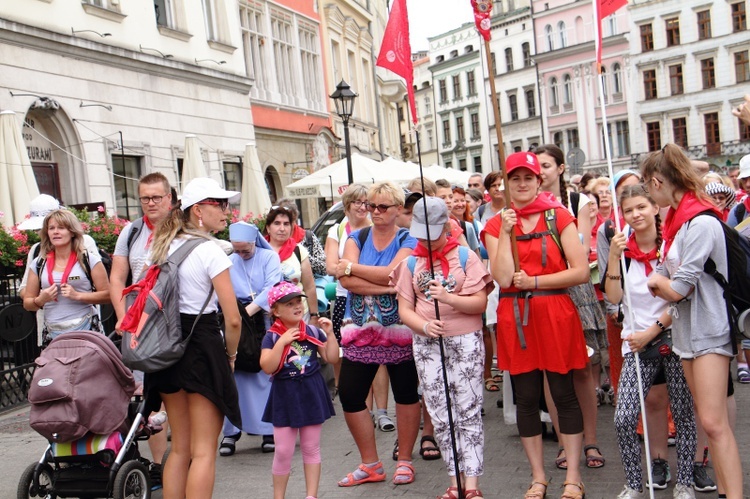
[640,24,654,52]
[240,4,267,93]
[522,42,531,67]
[467,70,476,96]
[563,74,573,106]
[505,48,514,72]
[442,119,451,145]
[456,116,465,142]
[613,63,623,94]
[425,96,431,115]
[154,0,176,28]
[549,77,559,109]
[299,22,322,107]
[490,52,497,75]
[445,160,452,169]
[526,89,536,117]
[545,24,554,51]
[452,75,461,99]
[646,122,661,152]
[439,79,447,103]
[740,118,750,141]
[616,121,630,156]
[509,95,519,121]
[558,21,567,48]
[697,10,712,39]
[112,155,141,220]
[202,0,219,40]
[223,161,241,192]
[669,64,684,95]
[736,51,750,83]
[83,0,120,9]
[666,18,680,46]
[553,131,563,149]
[398,106,405,123]
[271,13,297,103]
[567,128,580,149]
[471,112,480,138]
[705,112,721,155]
[426,127,434,149]
[701,59,715,89]
[643,69,657,100]
[732,2,747,32]
[600,66,609,104]
[473,155,482,172]
[459,159,467,171]
[672,117,688,148]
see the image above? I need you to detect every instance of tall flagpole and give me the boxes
[594,2,654,497]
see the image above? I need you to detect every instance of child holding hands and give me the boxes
[260,281,339,499]
[390,197,493,499]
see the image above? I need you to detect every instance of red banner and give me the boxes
[472,0,493,41]
[376,0,417,125]
[596,0,627,67]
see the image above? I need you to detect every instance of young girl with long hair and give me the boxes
[641,144,742,498]
[604,184,697,499]
[260,281,338,499]
[483,152,589,499]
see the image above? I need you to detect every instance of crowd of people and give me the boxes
[17,133,750,498]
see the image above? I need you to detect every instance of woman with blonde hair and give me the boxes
[144,178,242,498]
[23,209,110,339]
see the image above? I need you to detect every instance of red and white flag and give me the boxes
[472,0,493,41]
[595,0,627,69]
[376,0,417,125]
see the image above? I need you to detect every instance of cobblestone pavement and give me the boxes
[3,378,749,498]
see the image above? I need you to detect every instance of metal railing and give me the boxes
[630,140,750,166]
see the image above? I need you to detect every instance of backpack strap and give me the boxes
[737,203,747,222]
[126,217,145,251]
[459,220,467,236]
[81,251,95,291]
[305,229,315,249]
[604,219,616,242]
[477,204,486,220]
[356,226,371,248]
[293,245,302,263]
[407,246,469,277]
[407,255,416,275]
[570,191,580,219]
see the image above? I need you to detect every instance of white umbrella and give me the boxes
[285,153,415,200]
[0,111,40,226]
[240,142,272,218]
[181,134,207,191]
[422,164,474,186]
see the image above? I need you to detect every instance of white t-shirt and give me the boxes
[280,243,308,288]
[20,235,98,291]
[32,249,102,323]
[620,256,668,356]
[114,219,155,283]
[168,237,232,314]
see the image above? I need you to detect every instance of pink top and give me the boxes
[390,247,493,336]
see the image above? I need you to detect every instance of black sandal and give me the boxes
[261,434,275,453]
[419,435,442,461]
[391,438,399,461]
[219,432,241,456]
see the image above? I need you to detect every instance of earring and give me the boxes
[198,216,203,227]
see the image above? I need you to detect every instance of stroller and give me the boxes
[18,331,161,499]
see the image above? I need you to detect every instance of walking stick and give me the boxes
[413,127,465,499]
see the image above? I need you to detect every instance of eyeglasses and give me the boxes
[642,177,663,193]
[349,200,367,209]
[366,202,396,213]
[197,199,229,211]
[139,195,166,205]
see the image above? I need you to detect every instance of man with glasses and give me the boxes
[109,172,173,490]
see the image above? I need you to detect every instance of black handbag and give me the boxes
[639,329,672,360]
[234,299,268,373]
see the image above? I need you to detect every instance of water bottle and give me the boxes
[149,411,168,426]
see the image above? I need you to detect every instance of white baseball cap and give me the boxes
[17,194,61,231]
[739,155,750,180]
[180,177,240,210]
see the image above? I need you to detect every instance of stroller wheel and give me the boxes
[17,462,55,499]
[113,461,151,499]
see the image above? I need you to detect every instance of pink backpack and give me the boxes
[28,332,136,442]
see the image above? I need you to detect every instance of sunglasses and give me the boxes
[197,198,229,211]
[366,202,396,213]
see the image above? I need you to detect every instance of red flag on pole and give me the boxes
[595,0,627,68]
[376,0,417,125]
[472,0,493,41]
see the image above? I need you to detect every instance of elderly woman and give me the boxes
[264,206,319,326]
[23,209,110,338]
[220,222,282,456]
[335,181,420,488]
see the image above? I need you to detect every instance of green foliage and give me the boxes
[214,208,267,241]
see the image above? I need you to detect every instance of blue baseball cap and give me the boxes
[612,169,640,190]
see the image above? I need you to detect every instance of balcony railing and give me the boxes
[630,140,750,165]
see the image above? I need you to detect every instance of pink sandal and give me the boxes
[437,486,460,499]
[337,461,386,487]
[392,460,415,485]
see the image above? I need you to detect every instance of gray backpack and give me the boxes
[120,238,213,373]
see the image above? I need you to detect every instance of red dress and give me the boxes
[484,209,589,375]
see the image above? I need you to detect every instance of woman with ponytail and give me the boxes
[145,178,242,498]
[605,184,697,498]
[641,144,742,498]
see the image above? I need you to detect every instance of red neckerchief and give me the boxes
[267,234,297,262]
[268,319,324,375]
[412,236,461,279]
[662,192,722,261]
[291,224,306,244]
[624,233,659,276]
[143,216,155,249]
[120,265,161,334]
[511,191,566,226]
[46,251,78,300]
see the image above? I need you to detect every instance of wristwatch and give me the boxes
[344,262,353,276]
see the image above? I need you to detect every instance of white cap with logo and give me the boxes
[180,177,240,210]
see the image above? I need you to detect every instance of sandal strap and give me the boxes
[464,489,484,499]
[524,480,548,499]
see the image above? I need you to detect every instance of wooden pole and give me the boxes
[484,38,520,271]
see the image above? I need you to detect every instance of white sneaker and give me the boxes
[617,486,645,498]
[673,483,696,499]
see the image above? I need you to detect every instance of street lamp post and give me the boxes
[330,79,357,185]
